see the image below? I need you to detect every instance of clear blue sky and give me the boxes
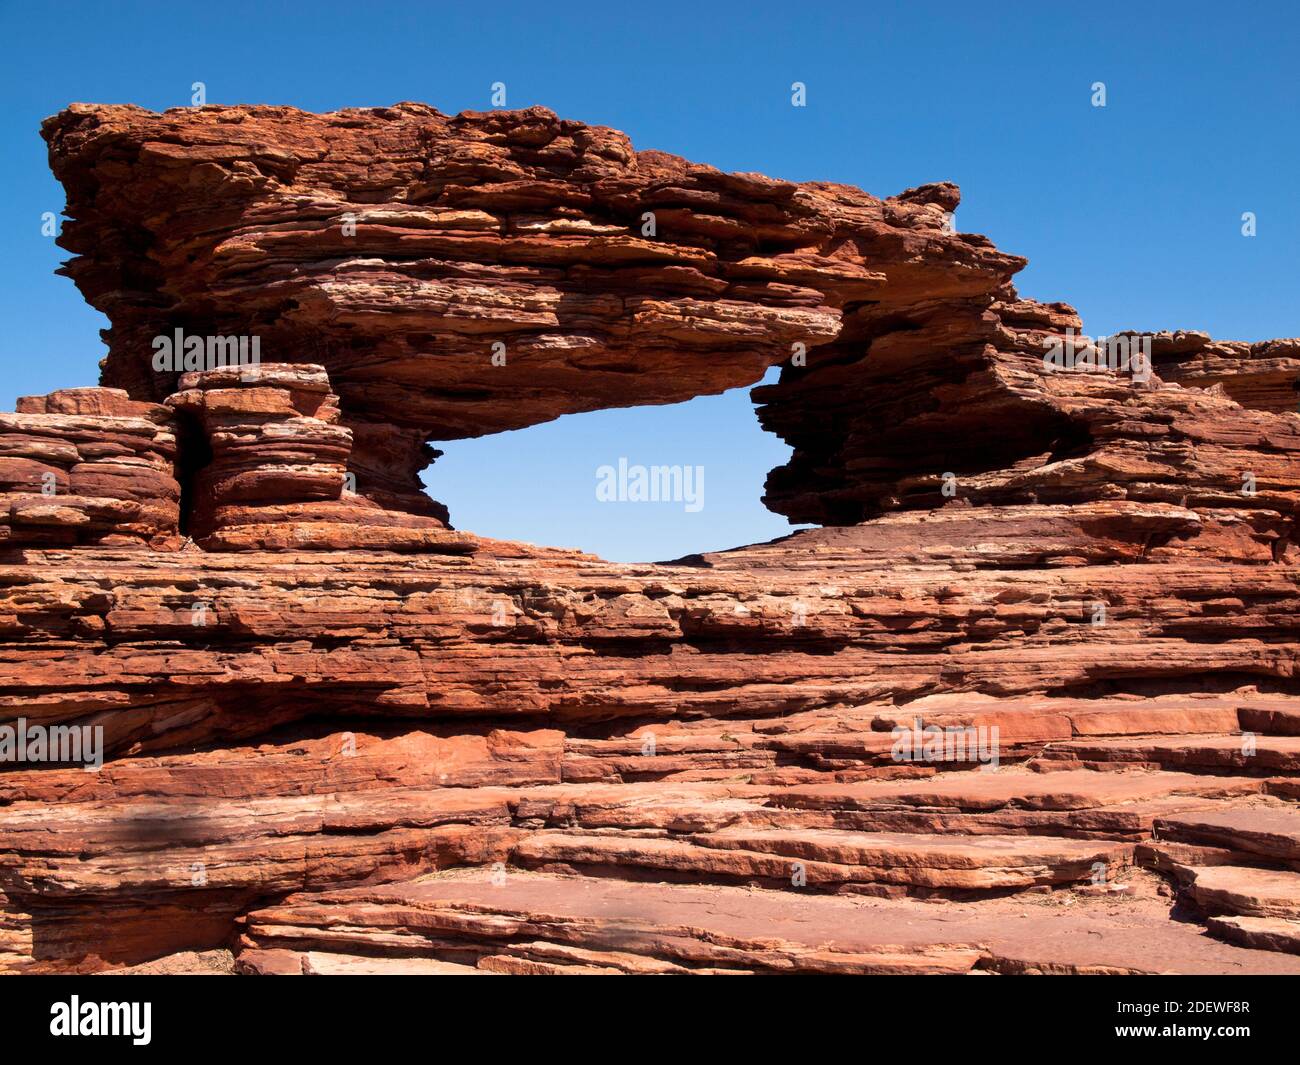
[1,1,1295,561]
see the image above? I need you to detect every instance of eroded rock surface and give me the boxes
[0,103,1297,974]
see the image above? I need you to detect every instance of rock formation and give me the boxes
[0,102,1297,975]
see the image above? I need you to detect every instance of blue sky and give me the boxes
[1,1,1295,561]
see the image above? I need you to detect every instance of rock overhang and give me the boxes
[40,102,1022,444]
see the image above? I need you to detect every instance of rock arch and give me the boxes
[0,103,1297,973]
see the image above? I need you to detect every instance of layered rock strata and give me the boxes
[164,363,455,550]
[0,103,1296,974]
[2,388,178,548]
[40,102,1020,511]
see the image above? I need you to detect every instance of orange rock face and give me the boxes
[0,103,1297,975]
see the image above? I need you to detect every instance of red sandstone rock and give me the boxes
[1206,914,1300,955]
[1151,334,1300,414]
[41,104,1017,449]
[165,363,452,549]
[234,871,1300,975]
[1186,865,1300,919]
[1154,806,1300,865]
[0,101,1294,975]
[0,392,179,547]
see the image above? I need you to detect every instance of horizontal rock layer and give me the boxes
[2,388,178,548]
[755,295,1300,525]
[3,512,1298,971]
[165,363,453,549]
[42,102,1020,510]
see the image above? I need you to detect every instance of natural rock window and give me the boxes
[0,102,1296,978]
